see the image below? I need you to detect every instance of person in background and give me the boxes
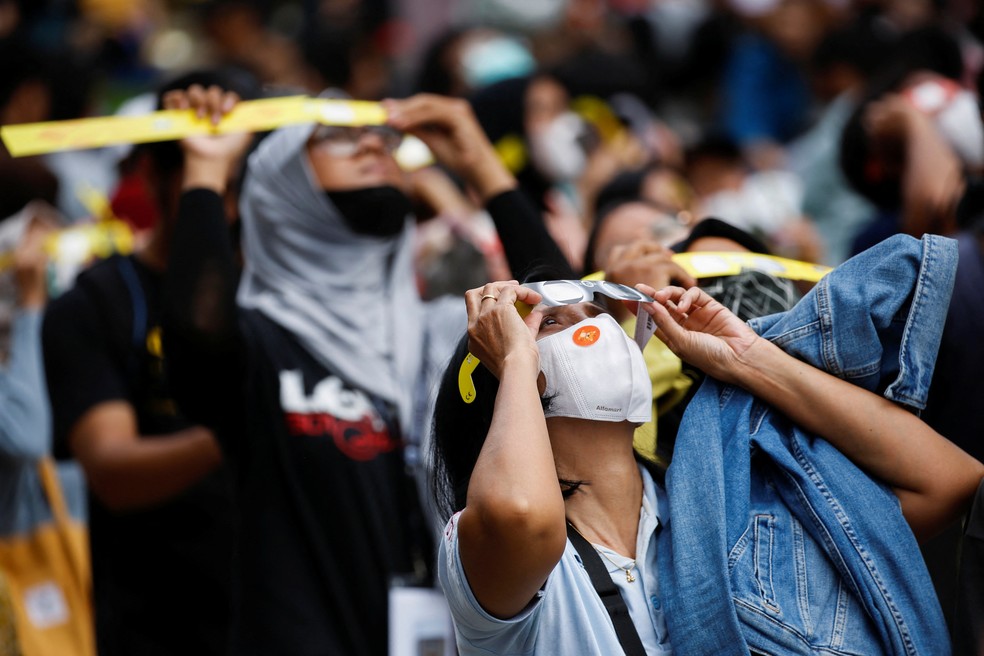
[40,70,259,656]
[161,87,570,655]
[0,209,87,656]
[431,234,982,653]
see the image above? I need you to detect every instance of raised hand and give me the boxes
[162,84,254,193]
[13,217,54,309]
[382,94,516,201]
[464,281,543,381]
[636,284,760,384]
[606,240,695,291]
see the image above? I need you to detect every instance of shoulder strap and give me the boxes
[115,256,147,352]
[566,523,647,656]
[37,458,88,588]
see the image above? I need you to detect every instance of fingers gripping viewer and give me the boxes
[40,72,256,656]
[161,87,570,655]
[431,235,983,656]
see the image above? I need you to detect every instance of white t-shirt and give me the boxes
[438,464,673,655]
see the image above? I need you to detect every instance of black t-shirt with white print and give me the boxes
[42,254,235,656]
[225,309,426,656]
[164,186,571,656]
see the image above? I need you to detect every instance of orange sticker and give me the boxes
[572,325,601,347]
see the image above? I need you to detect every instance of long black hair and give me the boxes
[428,267,671,521]
[430,332,502,521]
[429,266,571,521]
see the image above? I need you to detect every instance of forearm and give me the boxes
[734,337,984,535]
[165,188,239,342]
[467,355,563,522]
[901,116,964,236]
[485,190,575,279]
[82,425,222,511]
[164,188,246,431]
[0,310,50,460]
[460,354,567,617]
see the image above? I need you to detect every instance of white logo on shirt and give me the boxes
[279,370,385,429]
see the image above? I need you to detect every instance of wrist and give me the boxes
[730,335,772,382]
[17,290,46,310]
[501,349,540,380]
[469,153,517,202]
[182,156,231,194]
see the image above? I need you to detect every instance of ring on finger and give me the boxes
[481,294,498,302]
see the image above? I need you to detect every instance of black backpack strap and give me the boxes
[566,523,647,656]
[115,256,147,352]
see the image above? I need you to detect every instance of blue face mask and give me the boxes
[325,186,412,238]
[460,36,535,90]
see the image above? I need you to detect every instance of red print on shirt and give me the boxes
[280,370,400,461]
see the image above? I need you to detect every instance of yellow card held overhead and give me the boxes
[671,251,832,282]
[1,96,389,157]
[582,252,833,284]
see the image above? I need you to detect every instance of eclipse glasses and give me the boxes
[458,280,657,403]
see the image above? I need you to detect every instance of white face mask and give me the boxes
[906,78,984,168]
[935,90,984,168]
[537,313,652,424]
[528,111,588,183]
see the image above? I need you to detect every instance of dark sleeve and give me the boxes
[484,188,576,280]
[42,287,129,460]
[163,188,246,444]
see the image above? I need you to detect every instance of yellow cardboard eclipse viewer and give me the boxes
[0,96,389,158]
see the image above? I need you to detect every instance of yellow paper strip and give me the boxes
[672,251,832,282]
[1,96,389,157]
[583,252,832,284]
[0,220,134,272]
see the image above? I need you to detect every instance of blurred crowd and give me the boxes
[1,0,982,271]
[1,0,984,654]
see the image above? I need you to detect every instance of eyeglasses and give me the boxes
[457,280,655,403]
[310,125,404,157]
[522,279,654,307]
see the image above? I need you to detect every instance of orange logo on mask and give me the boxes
[572,325,601,347]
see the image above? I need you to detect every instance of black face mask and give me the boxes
[325,186,412,238]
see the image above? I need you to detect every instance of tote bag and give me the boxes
[0,458,94,656]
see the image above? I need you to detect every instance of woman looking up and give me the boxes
[432,241,983,655]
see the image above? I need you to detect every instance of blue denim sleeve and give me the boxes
[0,310,50,462]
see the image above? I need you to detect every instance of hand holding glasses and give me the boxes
[458,280,657,403]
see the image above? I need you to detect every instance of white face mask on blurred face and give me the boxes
[537,313,652,424]
[528,111,589,183]
[905,77,984,169]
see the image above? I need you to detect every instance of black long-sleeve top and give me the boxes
[163,186,571,656]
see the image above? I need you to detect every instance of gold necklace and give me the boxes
[569,522,637,583]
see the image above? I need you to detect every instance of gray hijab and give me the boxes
[237,123,424,432]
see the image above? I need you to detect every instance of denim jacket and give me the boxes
[657,234,957,655]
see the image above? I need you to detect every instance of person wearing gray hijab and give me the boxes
[162,87,571,656]
[238,120,428,435]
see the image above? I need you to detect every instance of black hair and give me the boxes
[413,26,469,96]
[838,25,965,208]
[583,163,689,275]
[669,217,772,255]
[300,22,355,92]
[430,332,504,520]
[430,264,582,521]
[0,35,47,115]
[684,133,743,169]
[810,21,890,80]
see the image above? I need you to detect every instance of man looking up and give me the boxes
[41,70,259,656]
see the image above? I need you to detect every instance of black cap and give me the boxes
[670,217,772,255]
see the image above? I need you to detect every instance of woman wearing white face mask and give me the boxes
[431,268,984,655]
